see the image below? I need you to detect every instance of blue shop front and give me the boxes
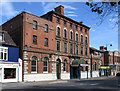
[70,59,89,79]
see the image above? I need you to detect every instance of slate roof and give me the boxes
[0,30,16,47]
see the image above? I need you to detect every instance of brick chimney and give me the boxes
[100,46,104,50]
[54,5,64,15]
[80,21,83,24]
[104,47,107,51]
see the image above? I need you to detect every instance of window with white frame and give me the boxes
[0,47,8,61]
[0,32,4,42]
[31,56,37,72]
[43,57,48,72]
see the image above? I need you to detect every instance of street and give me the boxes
[1,77,120,91]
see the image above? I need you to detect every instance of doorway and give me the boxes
[56,58,61,79]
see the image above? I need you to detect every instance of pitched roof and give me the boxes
[41,10,90,29]
[0,30,16,47]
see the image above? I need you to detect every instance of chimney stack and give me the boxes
[104,47,107,51]
[54,5,64,15]
[100,46,104,50]
[80,21,83,24]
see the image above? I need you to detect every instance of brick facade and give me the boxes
[2,5,93,81]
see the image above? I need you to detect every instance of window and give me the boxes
[63,60,67,71]
[4,68,16,79]
[70,44,73,54]
[85,61,88,71]
[0,32,4,42]
[45,24,48,32]
[56,17,60,23]
[57,41,60,51]
[64,29,67,38]
[85,47,88,56]
[57,27,60,37]
[64,20,66,26]
[45,38,48,47]
[64,43,67,53]
[70,31,73,40]
[76,33,78,42]
[70,23,72,28]
[85,29,87,33]
[33,35,37,45]
[85,37,87,44]
[81,35,83,43]
[31,56,37,72]
[81,47,83,55]
[80,27,82,31]
[0,47,8,60]
[43,57,48,72]
[33,20,37,29]
[93,62,98,71]
[75,25,77,30]
[76,45,78,55]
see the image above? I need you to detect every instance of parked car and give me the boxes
[116,73,120,77]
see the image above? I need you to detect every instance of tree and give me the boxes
[86,2,120,26]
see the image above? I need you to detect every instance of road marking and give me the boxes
[48,81,68,84]
[90,83,99,85]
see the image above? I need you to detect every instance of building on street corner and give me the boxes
[2,5,107,82]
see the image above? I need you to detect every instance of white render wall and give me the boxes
[24,72,70,82]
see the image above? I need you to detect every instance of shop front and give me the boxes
[0,60,22,83]
[99,66,111,76]
[70,59,89,79]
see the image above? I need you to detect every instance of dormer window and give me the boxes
[0,32,4,42]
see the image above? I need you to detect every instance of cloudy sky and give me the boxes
[1,1,118,51]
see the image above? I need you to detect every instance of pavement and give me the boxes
[1,76,120,91]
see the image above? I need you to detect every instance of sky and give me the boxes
[0,1,118,51]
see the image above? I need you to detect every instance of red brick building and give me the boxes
[100,46,120,76]
[2,5,93,81]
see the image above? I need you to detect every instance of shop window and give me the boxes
[4,68,16,79]
[43,57,48,72]
[31,56,37,72]
[0,47,8,61]
[63,60,67,72]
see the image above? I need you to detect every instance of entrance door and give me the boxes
[56,59,61,79]
[73,67,78,79]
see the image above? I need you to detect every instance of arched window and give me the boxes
[70,31,73,40]
[31,56,37,72]
[93,62,98,71]
[57,27,60,37]
[45,24,48,32]
[76,33,78,42]
[64,29,67,38]
[81,35,83,43]
[85,36,87,44]
[43,57,48,72]
[63,59,67,71]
